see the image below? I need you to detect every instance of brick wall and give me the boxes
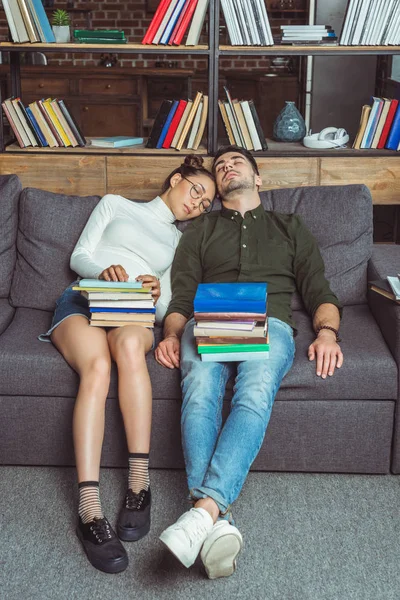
[0,0,307,69]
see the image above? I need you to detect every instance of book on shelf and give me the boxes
[16,0,39,42]
[193,282,268,314]
[352,104,371,150]
[243,99,265,151]
[7,0,29,42]
[24,104,48,147]
[370,98,392,149]
[224,86,246,147]
[378,99,399,149]
[233,100,253,151]
[221,0,272,46]
[75,37,127,44]
[159,0,187,45]
[42,98,72,147]
[168,0,191,44]
[29,0,55,42]
[185,0,208,46]
[74,29,126,39]
[88,136,144,148]
[171,100,193,147]
[224,101,242,146]
[3,0,55,43]
[36,99,63,146]
[186,96,203,148]
[220,91,267,152]
[57,99,87,147]
[171,0,198,45]
[146,99,173,148]
[11,98,38,146]
[152,0,180,45]
[191,94,208,150]
[340,0,400,45]
[175,90,203,150]
[360,97,384,149]
[218,100,235,145]
[2,98,27,147]
[141,0,208,46]
[162,99,188,148]
[50,99,79,147]
[156,99,179,148]
[142,0,171,44]
[386,103,400,150]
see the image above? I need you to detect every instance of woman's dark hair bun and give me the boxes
[183,155,204,169]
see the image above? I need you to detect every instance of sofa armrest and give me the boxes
[0,298,15,335]
[367,244,400,366]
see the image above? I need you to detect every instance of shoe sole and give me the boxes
[201,532,243,579]
[117,520,150,542]
[76,527,128,574]
[159,531,195,568]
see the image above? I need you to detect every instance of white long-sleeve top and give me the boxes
[70,194,182,323]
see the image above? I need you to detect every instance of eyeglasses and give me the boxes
[181,176,213,213]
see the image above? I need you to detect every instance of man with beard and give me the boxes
[155,146,343,579]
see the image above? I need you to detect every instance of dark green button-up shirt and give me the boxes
[166,203,342,330]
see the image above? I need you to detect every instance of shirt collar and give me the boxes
[147,196,176,224]
[220,202,265,223]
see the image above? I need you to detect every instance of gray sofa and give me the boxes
[1,174,400,474]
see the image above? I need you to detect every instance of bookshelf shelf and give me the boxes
[0,42,210,55]
[4,142,208,154]
[219,45,400,56]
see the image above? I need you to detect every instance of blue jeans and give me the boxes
[180,317,295,515]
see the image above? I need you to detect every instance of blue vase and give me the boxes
[273,101,306,142]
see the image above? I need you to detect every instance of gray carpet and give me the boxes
[2,467,400,600]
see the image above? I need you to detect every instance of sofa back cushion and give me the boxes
[259,184,373,307]
[0,174,21,298]
[10,188,100,311]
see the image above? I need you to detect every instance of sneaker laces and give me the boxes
[125,489,146,510]
[176,511,211,547]
[90,517,112,542]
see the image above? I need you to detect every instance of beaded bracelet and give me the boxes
[315,325,341,343]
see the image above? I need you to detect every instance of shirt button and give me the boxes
[231,216,234,220]
[243,225,246,229]
[243,244,247,248]
[234,211,238,215]
[253,215,257,219]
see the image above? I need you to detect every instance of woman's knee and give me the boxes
[79,355,111,387]
[112,331,146,366]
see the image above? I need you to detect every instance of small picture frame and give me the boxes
[146,0,160,13]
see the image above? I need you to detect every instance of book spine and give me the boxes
[18,101,44,146]
[385,105,400,150]
[30,0,55,42]
[172,0,198,45]
[12,97,37,146]
[175,91,203,150]
[37,99,64,146]
[51,99,78,146]
[185,0,209,46]
[168,0,191,45]
[43,98,71,146]
[146,99,173,148]
[142,0,171,44]
[2,101,25,147]
[57,99,86,147]
[248,99,268,150]
[378,99,399,149]
[156,99,179,147]
[16,0,39,42]
[162,99,188,148]
[160,0,186,44]
[152,0,180,45]
[2,0,20,42]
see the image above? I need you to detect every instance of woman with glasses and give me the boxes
[39,155,215,574]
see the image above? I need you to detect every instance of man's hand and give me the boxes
[308,330,343,378]
[155,335,181,369]
[136,274,161,305]
[99,264,129,282]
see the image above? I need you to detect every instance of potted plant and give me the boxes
[52,9,71,43]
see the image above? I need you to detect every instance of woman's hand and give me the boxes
[99,264,129,282]
[136,274,161,305]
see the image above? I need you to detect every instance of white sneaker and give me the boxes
[159,508,214,568]
[200,520,243,579]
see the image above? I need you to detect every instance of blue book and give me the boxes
[156,100,179,148]
[159,0,187,44]
[30,0,56,43]
[89,136,144,148]
[25,105,48,147]
[361,97,383,149]
[78,279,144,289]
[386,105,400,151]
[194,283,268,314]
[90,308,156,313]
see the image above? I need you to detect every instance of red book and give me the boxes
[168,0,191,45]
[142,0,172,44]
[172,0,198,45]
[377,99,399,149]
[162,99,188,148]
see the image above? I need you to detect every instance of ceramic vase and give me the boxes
[273,101,306,142]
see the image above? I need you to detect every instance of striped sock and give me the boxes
[78,481,104,524]
[128,453,150,494]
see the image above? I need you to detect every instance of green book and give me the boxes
[198,343,270,354]
[75,38,127,44]
[74,29,125,39]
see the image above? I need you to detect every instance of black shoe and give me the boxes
[76,516,128,574]
[117,488,151,542]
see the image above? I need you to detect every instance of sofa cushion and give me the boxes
[10,188,100,311]
[0,305,396,401]
[259,184,373,307]
[0,174,21,297]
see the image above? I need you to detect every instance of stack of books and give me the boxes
[278,25,338,45]
[220,0,273,46]
[193,282,269,362]
[142,0,209,46]
[2,0,55,43]
[219,87,267,152]
[146,91,208,150]
[1,96,86,149]
[339,0,400,46]
[73,29,127,44]
[73,279,156,328]
[353,97,400,150]
[370,275,400,303]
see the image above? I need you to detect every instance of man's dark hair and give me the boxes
[212,145,260,176]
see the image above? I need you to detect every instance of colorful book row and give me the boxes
[353,97,400,150]
[2,96,86,149]
[219,87,267,152]
[340,0,400,46]
[2,0,55,43]
[220,0,273,46]
[142,0,209,46]
[146,91,208,151]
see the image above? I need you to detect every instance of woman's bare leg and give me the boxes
[107,325,154,454]
[51,316,111,482]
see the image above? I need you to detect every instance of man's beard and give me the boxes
[222,173,255,198]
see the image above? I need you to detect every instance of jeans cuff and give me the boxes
[189,486,231,515]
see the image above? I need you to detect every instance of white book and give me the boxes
[347,0,363,44]
[351,0,371,45]
[244,0,261,45]
[234,0,251,45]
[187,98,203,148]
[81,292,153,300]
[363,0,381,45]
[281,25,330,30]
[226,0,243,44]
[340,0,358,45]
[2,0,19,42]
[251,0,267,45]
[220,0,237,45]
[7,0,29,42]
[26,0,46,42]
[186,0,209,46]
[89,300,154,308]
[380,0,398,45]
[152,0,179,45]
[241,100,262,151]
[360,97,382,148]
[200,350,269,362]
[3,98,30,146]
[374,0,393,45]
[384,0,398,44]
[255,0,273,45]
[387,276,400,300]
[387,1,400,44]
[224,102,242,146]
[366,0,383,45]
[11,99,37,146]
[359,0,377,44]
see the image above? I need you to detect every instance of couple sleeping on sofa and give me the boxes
[39,146,343,579]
